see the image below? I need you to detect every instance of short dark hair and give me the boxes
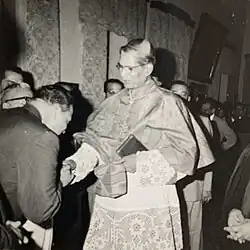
[5,66,23,75]
[104,79,124,93]
[170,80,189,90]
[202,97,218,110]
[33,84,73,112]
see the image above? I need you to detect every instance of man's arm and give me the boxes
[129,96,200,186]
[17,131,62,225]
[217,118,237,150]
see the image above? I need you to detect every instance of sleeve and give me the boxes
[157,97,199,176]
[17,131,62,225]
[134,96,200,186]
[0,224,18,250]
[136,150,183,186]
[203,171,213,192]
[220,119,237,150]
[88,163,127,198]
[64,142,99,183]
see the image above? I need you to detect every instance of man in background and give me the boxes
[201,97,238,196]
[0,67,33,109]
[104,78,124,98]
[0,84,74,249]
[222,143,250,249]
[171,81,213,250]
[201,98,237,153]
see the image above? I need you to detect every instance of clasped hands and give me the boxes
[224,209,250,244]
[60,159,76,187]
[60,153,137,187]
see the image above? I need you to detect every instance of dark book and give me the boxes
[116,134,148,158]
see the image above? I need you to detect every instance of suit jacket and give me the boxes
[182,114,214,202]
[221,144,250,250]
[0,104,62,225]
[212,115,237,151]
[0,184,20,250]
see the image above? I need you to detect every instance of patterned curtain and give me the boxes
[21,0,60,88]
[149,5,193,87]
[79,0,146,108]
[167,15,193,82]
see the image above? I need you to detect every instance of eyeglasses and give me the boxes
[1,97,31,109]
[3,96,31,104]
[107,89,120,95]
[116,63,145,72]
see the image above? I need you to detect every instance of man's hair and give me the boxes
[33,85,73,112]
[202,97,218,110]
[120,38,156,65]
[5,66,23,76]
[104,79,124,93]
[170,80,189,91]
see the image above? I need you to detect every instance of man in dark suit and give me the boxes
[221,143,250,249]
[0,84,74,248]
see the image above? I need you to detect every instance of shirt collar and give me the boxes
[124,77,159,102]
[23,104,42,120]
[210,113,215,121]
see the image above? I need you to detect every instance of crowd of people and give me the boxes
[0,38,250,250]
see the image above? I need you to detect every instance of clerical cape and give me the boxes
[69,78,214,250]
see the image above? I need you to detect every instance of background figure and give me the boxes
[0,67,33,109]
[200,98,237,154]
[215,102,234,131]
[170,80,191,101]
[222,143,250,249]
[170,81,214,250]
[66,39,213,250]
[232,103,246,123]
[0,85,74,249]
[103,78,124,98]
[200,98,240,249]
[200,97,238,200]
[231,103,250,149]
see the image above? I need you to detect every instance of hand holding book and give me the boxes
[114,154,137,173]
[115,134,148,173]
[116,134,148,158]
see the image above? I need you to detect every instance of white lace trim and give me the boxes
[84,203,183,250]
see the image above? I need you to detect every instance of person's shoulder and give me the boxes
[157,86,187,107]
[213,115,230,126]
[213,115,224,123]
[10,107,57,139]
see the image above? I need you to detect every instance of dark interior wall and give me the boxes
[242,54,250,104]
[0,0,22,78]
[0,0,4,77]
[203,0,247,102]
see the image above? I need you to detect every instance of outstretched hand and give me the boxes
[60,160,76,186]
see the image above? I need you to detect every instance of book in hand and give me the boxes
[116,134,148,158]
